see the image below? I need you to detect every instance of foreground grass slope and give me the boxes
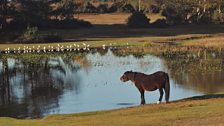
[0,96,224,126]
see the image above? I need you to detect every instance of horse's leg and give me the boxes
[157,88,164,104]
[136,86,145,105]
[140,91,145,105]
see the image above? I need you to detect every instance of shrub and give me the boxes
[199,14,213,24]
[97,4,109,13]
[48,18,92,29]
[0,17,3,31]
[17,27,39,42]
[7,17,49,30]
[108,4,119,13]
[161,1,193,25]
[0,16,2,25]
[83,2,98,13]
[127,11,150,28]
[150,5,160,13]
[39,33,62,43]
[7,18,27,30]
[108,3,135,13]
[212,11,224,24]
[161,6,184,25]
[150,19,168,28]
[122,4,135,13]
[189,12,213,24]
[16,27,62,43]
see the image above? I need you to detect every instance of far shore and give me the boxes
[1,13,224,52]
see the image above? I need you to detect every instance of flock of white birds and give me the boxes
[1,42,130,54]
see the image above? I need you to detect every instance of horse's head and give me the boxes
[120,71,133,82]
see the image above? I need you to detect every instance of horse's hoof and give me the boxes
[157,101,161,104]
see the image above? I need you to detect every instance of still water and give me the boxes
[0,48,224,118]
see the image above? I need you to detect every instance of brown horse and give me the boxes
[120,71,170,105]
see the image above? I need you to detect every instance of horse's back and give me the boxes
[152,71,168,76]
[147,71,168,86]
[137,71,168,81]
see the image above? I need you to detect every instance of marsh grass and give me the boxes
[183,36,224,48]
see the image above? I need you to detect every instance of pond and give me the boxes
[0,47,224,119]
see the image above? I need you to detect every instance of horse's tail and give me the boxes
[164,73,170,103]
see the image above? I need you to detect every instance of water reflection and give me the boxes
[0,54,85,118]
[163,50,224,93]
[0,47,224,119]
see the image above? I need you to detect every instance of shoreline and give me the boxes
[0,94,224,125]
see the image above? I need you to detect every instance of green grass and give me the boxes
[0,97,224,126]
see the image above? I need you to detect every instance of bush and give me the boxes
[212,11,224,24]
[161,6,184,25]
[150,5,160,13]
[0,17,3,30]
[189,12,213,24]
[83,2,98,13]
[17,27,39,42]
[0,16,2,24]
[150,19,168,28]
[106,3,135,13]
[108,4,119,13]
[97,4,109,13]
[127,11,150,28]
[39,34,62,42]
[48,18,92,29]
[7,18,27,30]
[16,27,62,43]
[122,4,135,13]
[199,14,213,24]
[7,17,50,30]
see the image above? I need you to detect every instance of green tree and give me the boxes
[161,0,224,24]
[51,0,76,19]
[127,11,150,28]
[0,0,8,31]
[162,0,195,25]
[19,0,49,27]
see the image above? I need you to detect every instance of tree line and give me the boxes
[0,0,224,31]
[162,0,224,25]
[0,0,92,32]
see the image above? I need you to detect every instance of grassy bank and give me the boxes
[0,95,224,126]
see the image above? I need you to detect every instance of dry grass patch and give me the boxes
[183,36,224,48]
[76,13,130,24]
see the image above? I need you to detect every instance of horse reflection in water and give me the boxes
[120,71,170,105]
